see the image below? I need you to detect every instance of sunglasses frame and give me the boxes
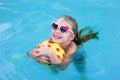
[52,22,74,34]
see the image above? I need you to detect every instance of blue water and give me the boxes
[0,0,120,80]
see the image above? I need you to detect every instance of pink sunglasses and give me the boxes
[52,23,74,34]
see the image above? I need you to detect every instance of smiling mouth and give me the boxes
[53,34,62,40]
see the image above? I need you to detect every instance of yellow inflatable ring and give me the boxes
[36,39,65,65]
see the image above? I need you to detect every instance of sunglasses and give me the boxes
[52,23,74,34]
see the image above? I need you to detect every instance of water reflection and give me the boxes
[73,46,88,80]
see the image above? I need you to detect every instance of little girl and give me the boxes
[29,15,98,69]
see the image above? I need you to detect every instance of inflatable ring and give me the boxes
[36,39,65,65]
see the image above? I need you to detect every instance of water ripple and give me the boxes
[0,59,16,80]
[51,2,71,11]
[0,22,12,33]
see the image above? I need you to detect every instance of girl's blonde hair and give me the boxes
[58,15,99,45]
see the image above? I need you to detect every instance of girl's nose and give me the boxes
[55,28,61,33]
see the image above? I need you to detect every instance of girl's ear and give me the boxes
[70,34,75,41]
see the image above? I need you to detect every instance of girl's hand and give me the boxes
[29,48,41,58]
[29,47,51,64]
[36,56,51,63]
[38,45,61,64]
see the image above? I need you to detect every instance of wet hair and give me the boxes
[58,15,99,45]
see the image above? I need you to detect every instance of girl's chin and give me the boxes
[52,38,61,43]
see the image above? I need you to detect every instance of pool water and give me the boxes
[0,0,120,80]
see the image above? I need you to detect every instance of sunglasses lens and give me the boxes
[52,23,58,29]
[60,26,67,33]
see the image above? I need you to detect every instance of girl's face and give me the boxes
[51,17,75,45]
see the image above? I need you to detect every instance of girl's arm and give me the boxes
[44,45,62,64]
[35,45,61,64]
[57,41,77,70]
[57,51,74,70]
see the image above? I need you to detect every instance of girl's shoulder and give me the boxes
[66,41,77,55]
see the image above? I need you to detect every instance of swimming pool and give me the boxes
[0,0,120,80]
